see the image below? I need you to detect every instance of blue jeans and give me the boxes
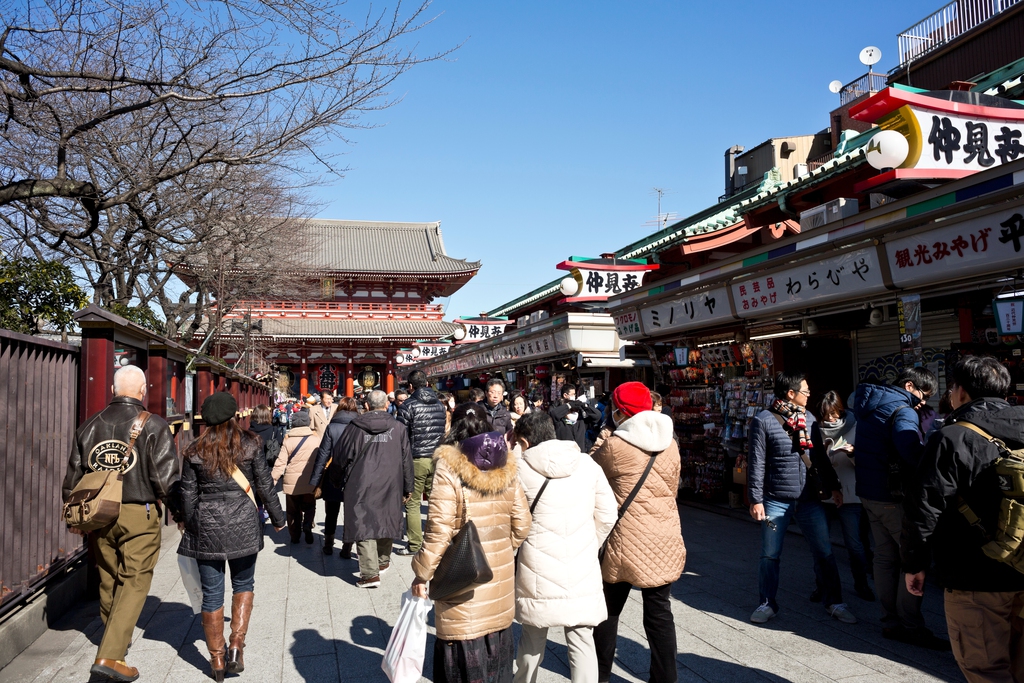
[197,555,257,612]
[822,503,869,585]
[759,498,842,611]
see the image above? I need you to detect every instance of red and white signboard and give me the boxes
[557,257,659,303]
[453,318,510,344]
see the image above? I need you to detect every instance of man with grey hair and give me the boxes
[63,366,180,682]
[331,389,413,588]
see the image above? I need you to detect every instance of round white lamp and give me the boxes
[866,130,910,170]
[559,276,579,297]
[452,327,466,341]
[411,347,421,358]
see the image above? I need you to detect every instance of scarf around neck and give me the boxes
[772,399,811,452]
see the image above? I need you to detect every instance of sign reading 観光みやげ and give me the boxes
[614,309,642,338]
[885,208,1024,288]
[731,248,886,317]
[639,287,732,336]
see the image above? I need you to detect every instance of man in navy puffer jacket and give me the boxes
[748,371,854,626]
[852,367,948,650]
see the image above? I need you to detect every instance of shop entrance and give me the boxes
[778,337,855,409]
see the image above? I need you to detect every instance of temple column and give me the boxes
[386,352,395,394]
[299,356,308,397]
[346,356,354,397]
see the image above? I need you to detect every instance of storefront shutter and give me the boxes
[854,311,960,398]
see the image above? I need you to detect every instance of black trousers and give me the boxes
[594,581,677,683]
[285,493,316,541]
[324,500,342,539]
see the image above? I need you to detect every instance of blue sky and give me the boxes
[311,0,941,319]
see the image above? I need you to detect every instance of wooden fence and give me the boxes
[0,329,83,615]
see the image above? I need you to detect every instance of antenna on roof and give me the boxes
[649,188,675,229]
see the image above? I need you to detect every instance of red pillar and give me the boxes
[345,357,354,397]
[299,357,308,397]
[79,330,115,423]
[147,354,168,418]
[386,354,395,394]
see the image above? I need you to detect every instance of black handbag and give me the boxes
[430,484,493,601]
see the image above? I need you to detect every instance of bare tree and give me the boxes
[0,0,444,236]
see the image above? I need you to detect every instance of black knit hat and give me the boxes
[290,409,311,427]
[202,392,237,427]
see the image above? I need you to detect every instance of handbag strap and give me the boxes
[530,478,551,515]
[285,435,311,466]
[617,454,657,521]
[125,412,151,467]
[230,467,258,507]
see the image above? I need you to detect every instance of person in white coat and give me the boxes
[513,411,617,683]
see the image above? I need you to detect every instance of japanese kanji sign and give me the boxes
[731,248,886,318]
[994,299,1024,335]
[556,256,659,303]
[851,89,1024,174]
[885,208,1024,288]
[638,287,732,337]
[490,334,556,364]
[614,309,642,338]
[454,318,510,344]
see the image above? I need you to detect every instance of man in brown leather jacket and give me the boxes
[62,365,180,682]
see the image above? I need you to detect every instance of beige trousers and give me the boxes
[514,623,597,683]
[945,589,1024,683]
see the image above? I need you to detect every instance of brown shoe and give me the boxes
[227,591,254,673]
[201,608,227,682]
[90,659,140,682]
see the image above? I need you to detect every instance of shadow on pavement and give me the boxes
[292,615,391,683]
[677,652,796,682]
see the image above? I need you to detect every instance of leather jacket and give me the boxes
[63,396,181,515]
[396,387,448,459]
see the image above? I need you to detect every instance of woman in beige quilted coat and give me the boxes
[411,402,531,683]
[590,382,685,683]
[271,409,322,544]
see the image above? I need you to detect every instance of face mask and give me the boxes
[564,411,579,425]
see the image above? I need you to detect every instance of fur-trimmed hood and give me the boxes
[436,443,519,495]
[613,410,675,453]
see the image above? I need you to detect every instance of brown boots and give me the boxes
[200,609,226,682]
[227,591,254,673]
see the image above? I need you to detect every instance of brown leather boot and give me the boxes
[226,591,254,673]
[201,608,226,682]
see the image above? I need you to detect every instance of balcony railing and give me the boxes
[897,0,1022,67]
[219,301,445,314]
[839,72,889,105]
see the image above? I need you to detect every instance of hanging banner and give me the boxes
[556,256,659,303]
[994,298,1024,335]
[639,287,732,337]
[732,247,886,317]
[886,208,1024,288]
[897,294,924,368]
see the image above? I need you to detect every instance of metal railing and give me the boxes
[898,0,1022,67]
[840,72,889,105]
[807,151,835,172]
[219,301,445,314]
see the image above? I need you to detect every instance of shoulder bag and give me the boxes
[429,483,494,601]
[599,453,657,562]
[886,405,910,502]
[771,412,830,500]
[64,411,151,531]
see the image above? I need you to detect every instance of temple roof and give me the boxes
[235,317,459,340]
[297,220,480,276]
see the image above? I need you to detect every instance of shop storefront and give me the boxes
[609,159,1024,503]
[415,312,645,405]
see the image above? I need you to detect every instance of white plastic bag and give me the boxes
[177,555,204,615]
[382,590,432,683]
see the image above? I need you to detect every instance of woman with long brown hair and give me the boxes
[178,392,285,681]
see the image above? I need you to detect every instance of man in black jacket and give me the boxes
[481,377,513,434]
[548,383,601,451]
[62,365,180,683]
[903,355,1024,681]
[335,390,414,588]
[395,370,447,555]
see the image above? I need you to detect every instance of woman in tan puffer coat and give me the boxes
[271,409,322,544]
[411,403,531,683]
[590,382,685,683]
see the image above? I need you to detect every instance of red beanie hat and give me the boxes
[612,381,652,418]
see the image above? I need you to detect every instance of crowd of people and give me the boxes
[61,354,1024,683]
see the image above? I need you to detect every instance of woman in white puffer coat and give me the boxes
[513,411,617,683]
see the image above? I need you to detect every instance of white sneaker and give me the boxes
[750,601,776,624]
[827,603,857,624]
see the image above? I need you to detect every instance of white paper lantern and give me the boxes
[559,276,579,297]
[411,348,421,358]
[394,353,404,364]
[452,326,466,340]
[865,130,910,170]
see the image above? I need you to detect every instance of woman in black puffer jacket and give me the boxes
[178,392,285,682]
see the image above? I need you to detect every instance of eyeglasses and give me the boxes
[797,389,811,396]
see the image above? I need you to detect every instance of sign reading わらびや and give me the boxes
[731,247,886,318]
[885,208,1024,287]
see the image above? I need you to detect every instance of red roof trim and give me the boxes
[853,168,973,193]
[850,88,1024,124]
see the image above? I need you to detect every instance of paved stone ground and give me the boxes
[0,498,965,683]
